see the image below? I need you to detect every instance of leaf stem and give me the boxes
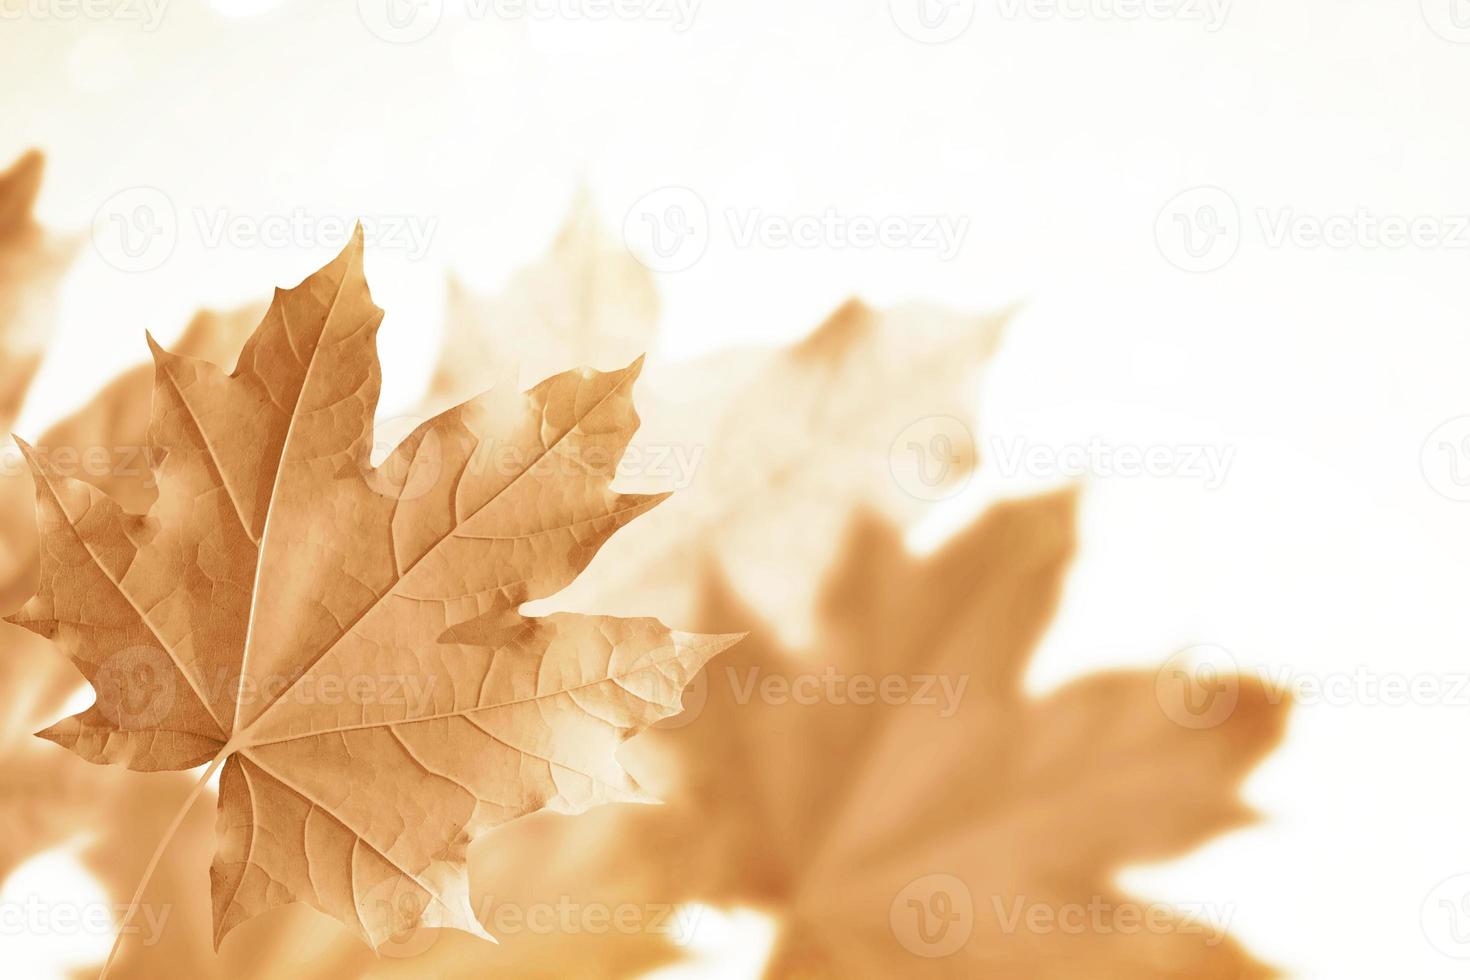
[97,744,232,980]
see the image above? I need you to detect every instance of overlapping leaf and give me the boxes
[437,196,1009,643]
[431,190,660,402]
[1,186,1285,980]
[0,303,261,965]
[0,149,74,432]
[454,492,1288,977]
[10,232,737,955]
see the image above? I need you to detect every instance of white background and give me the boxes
[3,0,1470,976]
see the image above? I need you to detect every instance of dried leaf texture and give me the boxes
[0,304,259,964]
[0,150,73,430]
[10,232,737,953]
[0,299,586,980]
[470,492,1288,978]
[431,192,660,403]
[0,305,262,608]
[37,304,262,512]
[435,196,1008,643]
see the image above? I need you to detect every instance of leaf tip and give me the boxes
[793,297,876,362]
[674,629,746,676]
[144,329,169,362]
[638,489,674,510]
[326,222,368,274]
[12,146,44,173]
[0,149,44,211]
[711,630,748,653]
[9,436,43,477]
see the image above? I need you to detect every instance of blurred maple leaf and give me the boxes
[430,189,660,403]
[0,149,74,432]
[437,195,1009,644]
[450,491,1287,978]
